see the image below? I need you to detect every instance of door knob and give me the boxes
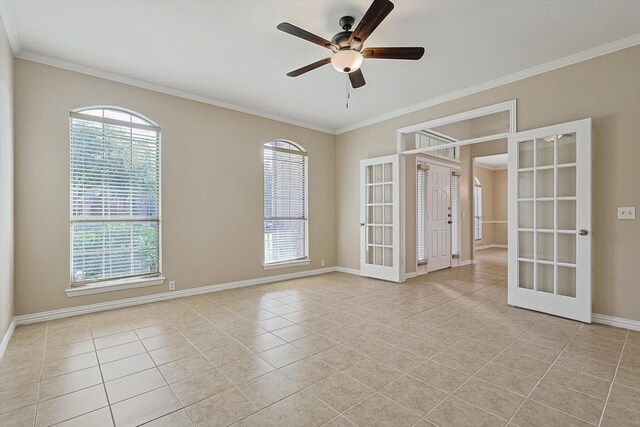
[360,223,365,227]
[578,229,588,236]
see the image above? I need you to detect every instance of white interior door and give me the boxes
[508,119,591,323]
[360,155,401,282]
[427,164,451,272]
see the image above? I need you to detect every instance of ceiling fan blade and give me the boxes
[349,0,394,48]
[277,22,337,51]
[286,57,332,77]
[349,69,366,88]
[362,47,425,60]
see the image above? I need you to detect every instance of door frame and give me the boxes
[415,156,461,276]
[397,100,518,282]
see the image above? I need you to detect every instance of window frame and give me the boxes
[66,106,164,296]
[263,140,310,269]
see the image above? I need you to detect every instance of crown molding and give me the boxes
[336,34,640,135]
[15,50,336,135]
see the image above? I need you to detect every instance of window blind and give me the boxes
[451,174,460,256]
[474,179,483,240]
[264,141,308,265]
[70,109,160,285]
[416,165,428,264]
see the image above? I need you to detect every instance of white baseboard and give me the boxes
[404,272,418,279]
[0,318,16,362]
[475,244,508,250]
[592,313,640,332]
[454,260,476,267]
[15,267,337,325]
[335,266,360,276]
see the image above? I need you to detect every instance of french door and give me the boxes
[360,155,401,282]
[508,119,591,323]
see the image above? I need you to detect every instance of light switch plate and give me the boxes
[617,207,636,220]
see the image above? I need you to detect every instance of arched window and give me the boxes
[263,140,308,266]
[474,176,483,241]
[70,107,161,286]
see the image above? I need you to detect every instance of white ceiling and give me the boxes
[2,0,639,133]
[475,153,508,170]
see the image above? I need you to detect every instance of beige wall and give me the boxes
[337,46,640,321]
[473,165,507,248]
[0,19,14,339]
[14,60,337,315]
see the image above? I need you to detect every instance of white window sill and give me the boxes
[263,259,311,270]
[66,276,165,297]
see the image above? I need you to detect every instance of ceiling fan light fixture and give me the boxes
[331,49,364,73]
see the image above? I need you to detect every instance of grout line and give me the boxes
[597,329,629,427]
[505,322,587,426]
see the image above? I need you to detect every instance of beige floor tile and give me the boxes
[237,370,303,409]
[321,415,357,427]
[601,403,640,427]
[38,366,103,401]
[149,342,199,366]
[41,351,98,379]
[344,393,420,427]
[313,344,367,371]
[616,367,640,390]
[529,378,605,424]
[431,348,488,375]
[555,352,617,381]
[257,343,308,368]
[105,367,167,403]
[134,323,177,340]
[492,350,551,379]
[43,339,95,362]
[544,365,612,400]
[409,360,470,393]
[101,353,156,382]
[158,354,214,384]
[144,409,194,427]
[186,387,257,426]
[343,358,403,390]
[91,322,133,339]
[256,316,294,331]
[279,357,337,388]
[0,382,38,415]
[397,336,446,359]
[451,339,504,361]
[426,397,505,427]
[0,404,36,427]
[271,324,312,342]
[0,364,41,392]
[111,386,181,427]
[234,332,287,353]
[512,398,592,427]
[608,382,640,413]
[380,375,447,415]
[170,368,233,406]
[55,407,113,427]
[97,340,146,364]
[290,333,337,355]
[202,342,252,367]
[35,384,108,427]
[474,362,539,396]
[343,334,393,356]
[453,377,524,420]
[94,331,139,350]
[142,332,189,352]
[372,348,426,372]
[308,372,372,412]
[218,355,275,384]
[260,391,337,426]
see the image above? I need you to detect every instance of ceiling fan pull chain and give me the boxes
[345,75,351,109]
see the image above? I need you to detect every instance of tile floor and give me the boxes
[0,249,638,427]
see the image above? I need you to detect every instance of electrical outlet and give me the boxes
[618,207,636,220]
[169,281,176,290]
[321,259,325,267]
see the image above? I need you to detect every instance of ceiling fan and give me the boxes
[277,0,424,89]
